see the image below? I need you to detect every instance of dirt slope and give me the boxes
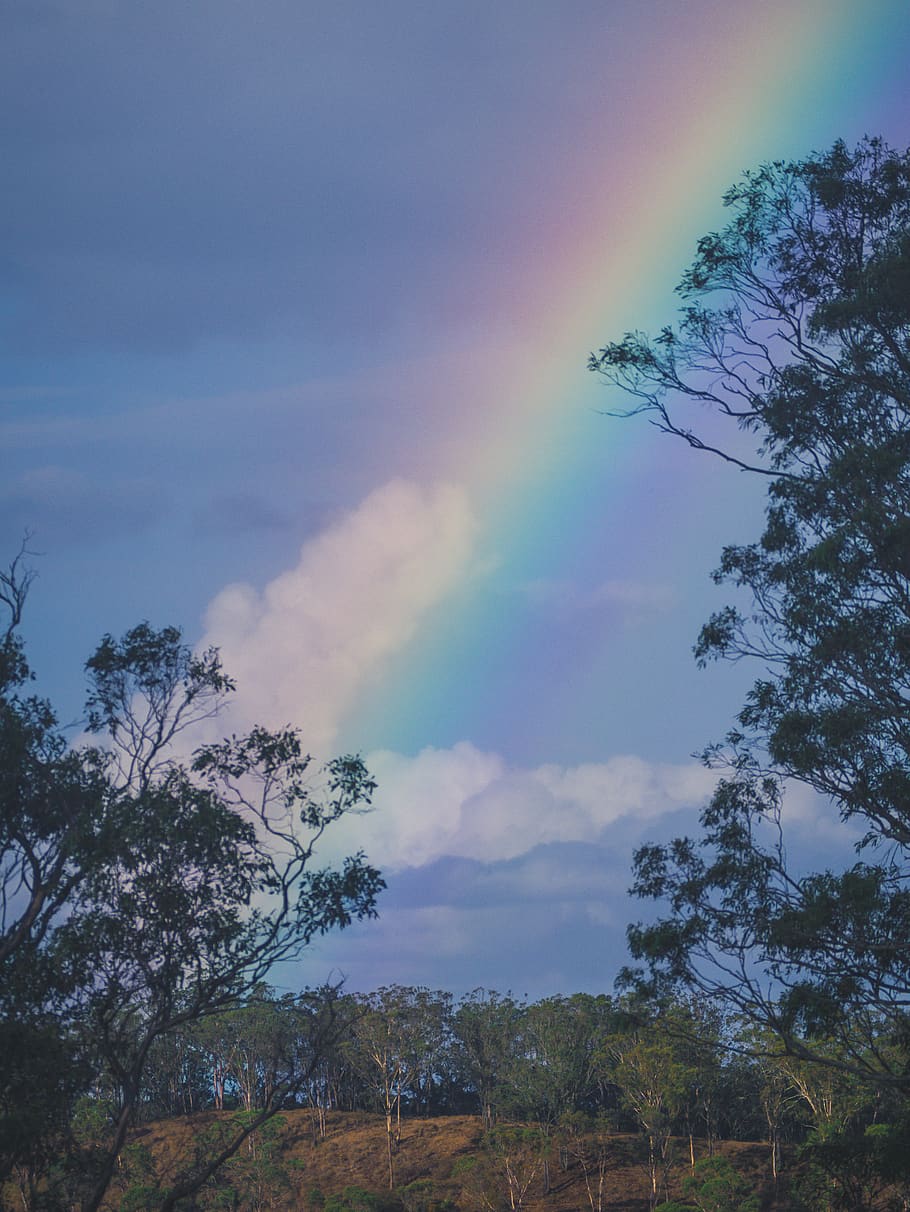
[131,1111,782,1211]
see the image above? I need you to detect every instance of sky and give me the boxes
[3,0,910,999]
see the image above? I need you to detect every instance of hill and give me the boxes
[122,1111,785,1211]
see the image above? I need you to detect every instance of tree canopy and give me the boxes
[0,555,383,1210]
[591,137,910,1084]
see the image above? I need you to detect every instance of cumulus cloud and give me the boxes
[324,742,718,870]
[200,479,478,752]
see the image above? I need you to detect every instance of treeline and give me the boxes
[114,983,903,1196]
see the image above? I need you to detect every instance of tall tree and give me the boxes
[591,138,910,1086]
[516,995,614,1195]
[452,990,525,1130]
[345,987,414,1188]
[0,571,384,1210]
[608,1008,695,1209]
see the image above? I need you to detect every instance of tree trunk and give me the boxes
[770,1130,780,1183]
[385,1110,395,1189]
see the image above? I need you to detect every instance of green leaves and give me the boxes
[1,616,384,1209]
[598,136,910,1096]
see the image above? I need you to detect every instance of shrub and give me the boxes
[657,1156,758,1212]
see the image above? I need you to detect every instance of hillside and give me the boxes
[124,1111,785,1212]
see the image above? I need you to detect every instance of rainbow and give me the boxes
[343,0,909,759]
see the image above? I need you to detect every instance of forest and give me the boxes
[37,980,910,1212]
[6,973,910,1210]
[3,137,910,1210]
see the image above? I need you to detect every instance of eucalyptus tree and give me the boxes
[140,1024,210,1118]
[515,994,615,1194]
[608,1013,696,1209]
[452,989,526,1130]
[399,986,455,1116]
[0,565,384,1211]
[345,986,423,1188]
[593,137,910,1089]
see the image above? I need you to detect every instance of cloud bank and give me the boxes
[324,744,717,870]
[201,479,477,753]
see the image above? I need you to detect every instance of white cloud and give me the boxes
[347,742,507,868]
[534,756,714,825]
[324,742,717,870]
[201,479,478,753]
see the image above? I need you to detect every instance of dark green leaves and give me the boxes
[598,137,910,1091]
[1,614,383,1208]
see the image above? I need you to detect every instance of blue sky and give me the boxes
[3,0,909,996]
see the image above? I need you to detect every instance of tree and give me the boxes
[0,564,384,1210]
[452,989,525,1130]
[657,1155,759,1212]
[141,1018,210,1117]
[519,995,608,1124]
[795,1119,910,1211]
[609,1011,695,1209]
[200,1112,294,1212]
[394,986,455,1117]
[558,1112,614,1212]
[0,544,109,986]
[345,987,412,1189]
[515,994,613,1195]
[591,138,910,1086]
[465,1126,545,1212]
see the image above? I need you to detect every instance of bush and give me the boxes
[323,1187,402,1212]
[657,1156,758,1212]
[796,1122,910,1211]
[399,1178,456,1212]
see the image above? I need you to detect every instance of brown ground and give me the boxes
[126,1111,786,1212]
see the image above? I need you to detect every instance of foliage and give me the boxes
[322,1186,402,1212]
[607,1000,710,1206]
[209,1114,293,1212]
[117,1143,158,1212]
[680,1156,759,1212]
[0,1021,89,1186]
[344,986,456,1187]
[0,562,383,1211]
[593,137,910,1089]
[795,1120,910,1211]
[450,990,525,1129]
[513,994,614,1126]
[448,1156,477,1179]
[655,1154,759,1212]
[558,1112,616,1212]
[398,1178,456,1212]
[460,1126,546,1212]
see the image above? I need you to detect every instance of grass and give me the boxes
[113,1112,787,1212]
